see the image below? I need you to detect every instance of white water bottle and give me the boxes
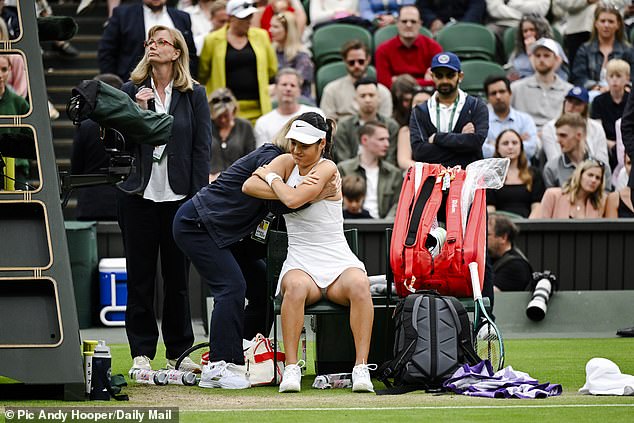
[300,327,307,375]
[90,340,111,401]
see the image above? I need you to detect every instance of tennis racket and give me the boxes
[174,342,208,373]
[468,262,504,371]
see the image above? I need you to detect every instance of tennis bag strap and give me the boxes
[445,296,480,366]
[390,163,445,296]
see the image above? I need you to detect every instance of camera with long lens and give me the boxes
[526,271,558,321]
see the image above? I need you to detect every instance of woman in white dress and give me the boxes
[242,112,375,393]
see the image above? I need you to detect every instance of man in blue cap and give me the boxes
[409,51,489,169]
[409,51,494,314]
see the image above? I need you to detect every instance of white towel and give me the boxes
[579,358,634,396]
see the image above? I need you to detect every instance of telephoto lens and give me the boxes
[526,271,557,321]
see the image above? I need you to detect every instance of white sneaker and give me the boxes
[279,360,305,393]
[199,360,250,389]
[130,355,152,373]
[167,357,202,374]
[352,363,377,392]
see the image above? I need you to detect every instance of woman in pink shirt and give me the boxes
[535,159,607,219]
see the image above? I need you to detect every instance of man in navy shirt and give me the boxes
[410,52,489,168]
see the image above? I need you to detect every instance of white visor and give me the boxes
[285,119,326,144]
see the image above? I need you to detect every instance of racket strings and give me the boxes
[475,323,501,367]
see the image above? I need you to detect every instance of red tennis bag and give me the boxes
[390,162,487,298]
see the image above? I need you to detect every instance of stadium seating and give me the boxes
[311,23,373,67]
[460,60,506,98]
[436,23,496,61]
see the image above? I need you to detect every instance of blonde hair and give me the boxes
[606,58,631,78]
[130,25,194,91]
[269,116,297,152]
[562,159,606,209]
[271,12,305,62]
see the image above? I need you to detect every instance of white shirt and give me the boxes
[254,104,324,148]
[362,165,379,219]
[143,4,176,38]
[184,5,212,55]
[427,89,467,133]
[143,80,185,202]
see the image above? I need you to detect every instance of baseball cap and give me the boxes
[430,52,461,72]
[226,0,257,19]
[566,86,589,104]
[285,119,326,144]
[529,38,559,57]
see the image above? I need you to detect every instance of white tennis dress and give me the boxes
[276,162,366,296]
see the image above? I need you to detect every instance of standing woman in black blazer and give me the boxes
[118,25,211,373]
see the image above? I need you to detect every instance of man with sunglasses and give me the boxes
[410,52,488,169]
[98,0,197,82]
[320,40,392,121]
[375,5,441,89]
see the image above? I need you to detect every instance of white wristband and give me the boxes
[265,172,282,187]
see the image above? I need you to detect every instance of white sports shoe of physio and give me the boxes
[352,363,377,392]
[279,360,306,393]
[166,357,202,374]
[130,355,152,373]
[199,360,250,389]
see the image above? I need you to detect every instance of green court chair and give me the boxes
[315,61,376,102]
[267,228,357,380]
[312,23,373,67]
[267,228,395,378]
[460,60,506,99]
[436,23,496,61]
[373,24,433,52]
[503,26,517,61]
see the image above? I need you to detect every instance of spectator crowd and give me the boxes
[6,0,634,390]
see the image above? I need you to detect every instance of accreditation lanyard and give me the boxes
[435,95,460,133]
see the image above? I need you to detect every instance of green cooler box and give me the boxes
[64,221,98,329]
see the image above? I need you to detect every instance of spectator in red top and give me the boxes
[256,0,307,38]
[375,5,442,89]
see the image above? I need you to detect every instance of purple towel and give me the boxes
[443,360,562,399]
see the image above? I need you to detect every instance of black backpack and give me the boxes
[377,290,480,394]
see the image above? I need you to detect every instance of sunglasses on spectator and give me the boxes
[432,71,457,79]
[211,96,233,104]
[346,58,366,66]
[589,159,605,169]
[144,38,175,48]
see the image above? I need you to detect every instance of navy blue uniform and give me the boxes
[174,144,293,364]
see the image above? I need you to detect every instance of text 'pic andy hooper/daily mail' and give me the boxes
[3,407,179,423]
